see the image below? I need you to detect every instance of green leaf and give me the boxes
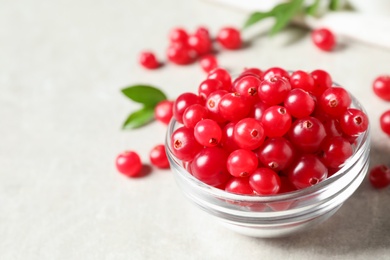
[329,0,340,10]
[122,107,155,129]
[243,2,291,30]
[271,2,292,14]
[121,85,167,107]
[306,0,320,16]
[243,11,273,29]
[270,0,304,35]
[243,0,305,34]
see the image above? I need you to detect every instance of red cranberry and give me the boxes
[199,54,218,73]
[258,76,291,105]
[373,75,390,101]
[205,90,229,123]
[207,68,232,91]
[195,26,210,39]
[220,122,240,152]
[256,137,295,171]
[139,51,160,69]
[233,118,265,150]
[194,119,222,147]
[218,92,251,122]
[288,154,328,189]
[198,79,223,101]
[318,136,353,168]
[182,104,208,128]
[150,144,170,169]
[311,28,336,51]
[217,27,242,50]
[232,75,261,104]
[284,88,315,118]
[187,34,212,56]
[154,100,174,125]
[240,68,263,79]
[169,28,188,44]
[288,117,326,153]
[380,110,390,135]
[167,44,196,65]
[261,106,292,138]
[319,87,351,117]
[190,147,230,187]
[369,165,390,189]
[116,151,142,177]
[262,67,290,81]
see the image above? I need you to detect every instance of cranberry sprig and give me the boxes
[243,0,342,35]
[169,67,369,195]
[121,85,168,129]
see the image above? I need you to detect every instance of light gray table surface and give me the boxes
[1,0,390,259]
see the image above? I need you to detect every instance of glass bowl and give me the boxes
[165,94,370,238]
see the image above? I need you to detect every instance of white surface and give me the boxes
[348,0,390,15]
[304,12,390,50]
[210,0,390,50]
[1,0,390,259]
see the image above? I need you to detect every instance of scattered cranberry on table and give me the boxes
[225,177,254,195]
[311,28,336,51]
[373,75,390,101]
[149,144,170,169]
[369,165,390,189]
[217,27,242,50]
[310,69,333,97]
[380,110,390,136]
[167,43,196,65]
[169,27,188,44]
[116,151,143,177]
[187,33,212,56]
[194,119,222,147]
[290,70,315,92]
[284,88,315,118]
[227,149,258,178]
[195,26,210,39]
[139,51,160,69]
[249,168,281,195]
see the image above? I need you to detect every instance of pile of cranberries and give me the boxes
[169,67,369,195]
[139,26,241,72]
[123,21,390,192]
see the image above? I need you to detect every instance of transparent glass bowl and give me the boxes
[165,94,370,238]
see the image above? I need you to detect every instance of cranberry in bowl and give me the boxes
[165,68,370,238]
